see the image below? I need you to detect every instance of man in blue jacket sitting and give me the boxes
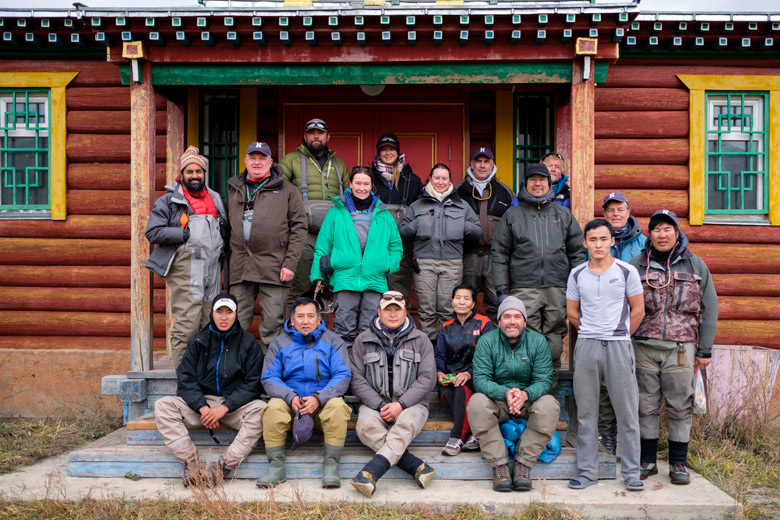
[257,297,352,489]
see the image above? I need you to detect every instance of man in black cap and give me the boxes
[457,147,515,322]
[629,209,718,485]
[279,118,350,310]
[491,163,586,386]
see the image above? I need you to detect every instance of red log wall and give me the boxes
[596,60,780,350]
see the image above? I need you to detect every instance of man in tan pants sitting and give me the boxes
[348,290,437,497]
[154,293,266,487]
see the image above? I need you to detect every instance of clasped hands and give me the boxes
[506,388,528,416]
[292,395,320,415]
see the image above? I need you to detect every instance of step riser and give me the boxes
[67,452,614,481]
[127,429,568,448]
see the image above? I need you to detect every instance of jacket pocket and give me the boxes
[363,351,382,390]
[415,211,435,240]
[673,272,703,314]
[641,272,665,314]
[444,211,466,241]
[398,349,420,392]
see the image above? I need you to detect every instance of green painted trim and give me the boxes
[120,62,575,86]
[594,62,608,83]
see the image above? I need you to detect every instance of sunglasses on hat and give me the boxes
[541,153,564,161]
[381,292,404,303]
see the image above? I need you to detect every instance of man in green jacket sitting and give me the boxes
[279,118,350,311]
[467,296,560,492]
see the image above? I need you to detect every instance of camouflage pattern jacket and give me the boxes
[629,246,718,357]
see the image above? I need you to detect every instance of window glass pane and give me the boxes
[0,91,50,211]
[514,93,554,191]
[200,90,239,200]
[705,93,767,215]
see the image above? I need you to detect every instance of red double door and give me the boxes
[282,103,466,185]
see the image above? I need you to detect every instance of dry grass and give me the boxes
[0,414,122,475]
[0,500,584,520]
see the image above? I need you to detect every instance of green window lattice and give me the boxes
[0,89,50,212]
[200,90,239,199]
[513,93,555,192]
[705,92,768,215]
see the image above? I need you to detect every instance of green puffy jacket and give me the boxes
[279,145,350,201]
[310,196,402,293]
[472,327,553,404]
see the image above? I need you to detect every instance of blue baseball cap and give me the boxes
[246,141,272,157]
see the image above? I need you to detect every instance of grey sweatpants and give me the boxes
[510,287,567,385]
[463,252,497,322]
[573,338,640,481]
[355,403,428,466]
[154,395,266,469]
[333,290,381,347]
[414,258,463,342]
[467,392,560,468]
[634,339,695,443]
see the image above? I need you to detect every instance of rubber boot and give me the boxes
[322,444,343,489]
[256,446,287,488]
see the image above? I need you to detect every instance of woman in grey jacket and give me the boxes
[400,164,482,341]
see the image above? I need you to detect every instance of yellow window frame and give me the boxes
[0,72,78,220]
[678,74,780,226]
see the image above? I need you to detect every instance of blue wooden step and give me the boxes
[67,444,615,481]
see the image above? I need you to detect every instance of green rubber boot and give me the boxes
[256,446,287,488]
[322,444,344,489]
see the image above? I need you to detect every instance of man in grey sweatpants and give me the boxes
[566,219,645,491]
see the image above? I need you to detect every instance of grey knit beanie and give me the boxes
[497,296,527,321]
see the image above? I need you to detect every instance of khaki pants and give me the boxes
[510,287,567,383]
[414,258,463,341]
[154,395,266,469]
[355,403,429,466]
[467,392,559,468]
[634,339,695,443]
[230,281,287,352]
[260,397,352,448]
[463,252,497,322]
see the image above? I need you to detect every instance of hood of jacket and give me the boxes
[552,174,569,195]
[640,228,692,268]
[516,183,556,208]
[283,319,327,345]
[614,215,642,242]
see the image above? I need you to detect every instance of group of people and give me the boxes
[145,117,718,494]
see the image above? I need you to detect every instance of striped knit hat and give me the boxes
[180,145,208,173]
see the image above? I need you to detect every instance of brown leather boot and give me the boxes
[513,460,532,491]
[492,464,512,492]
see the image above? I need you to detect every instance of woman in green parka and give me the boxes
[311,166,403,347]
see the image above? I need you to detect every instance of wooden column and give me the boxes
[164,100,185,359]
[130,60,156,372]
[570,57,595,229]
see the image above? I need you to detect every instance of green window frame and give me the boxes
[513,93,555,191]
[0,88,51,216]
[705,92,769,216]
[200,90,239,199]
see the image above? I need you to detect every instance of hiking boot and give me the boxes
[441,437,463,456]
[462,434,480,451]
[322,444,343,489]
[492,464,512,492]
[600,434,617,456]
[639,462,658,480]
[256,446,287,488]
[669,463,690,485]
[512,461,532,491]
[350,470,377,497]
[413,462,435,489]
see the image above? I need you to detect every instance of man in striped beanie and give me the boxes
[145,146,228,366]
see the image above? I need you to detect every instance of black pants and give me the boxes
[438,381,475,440]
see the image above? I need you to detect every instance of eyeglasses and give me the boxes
[381,293,405,302]
[541,153,564,161]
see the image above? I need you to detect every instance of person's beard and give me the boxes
[306,140,326,155]
[184,178,204,193]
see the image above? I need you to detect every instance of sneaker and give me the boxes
[600,434,617,456]
[349,470,377,497]
[413,462,435,489]
[639,462,658,480]
[492,464,513,492]
[441,437,463,456]
[669,464,690,485]
[462,434,480,451]
[512,461,532,491]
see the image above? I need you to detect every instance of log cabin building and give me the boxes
[0,0,779,417]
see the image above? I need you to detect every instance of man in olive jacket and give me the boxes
[227,142,307,352]
[467,296,560,493]
[279,118,350,310]
[491,163,586,385]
